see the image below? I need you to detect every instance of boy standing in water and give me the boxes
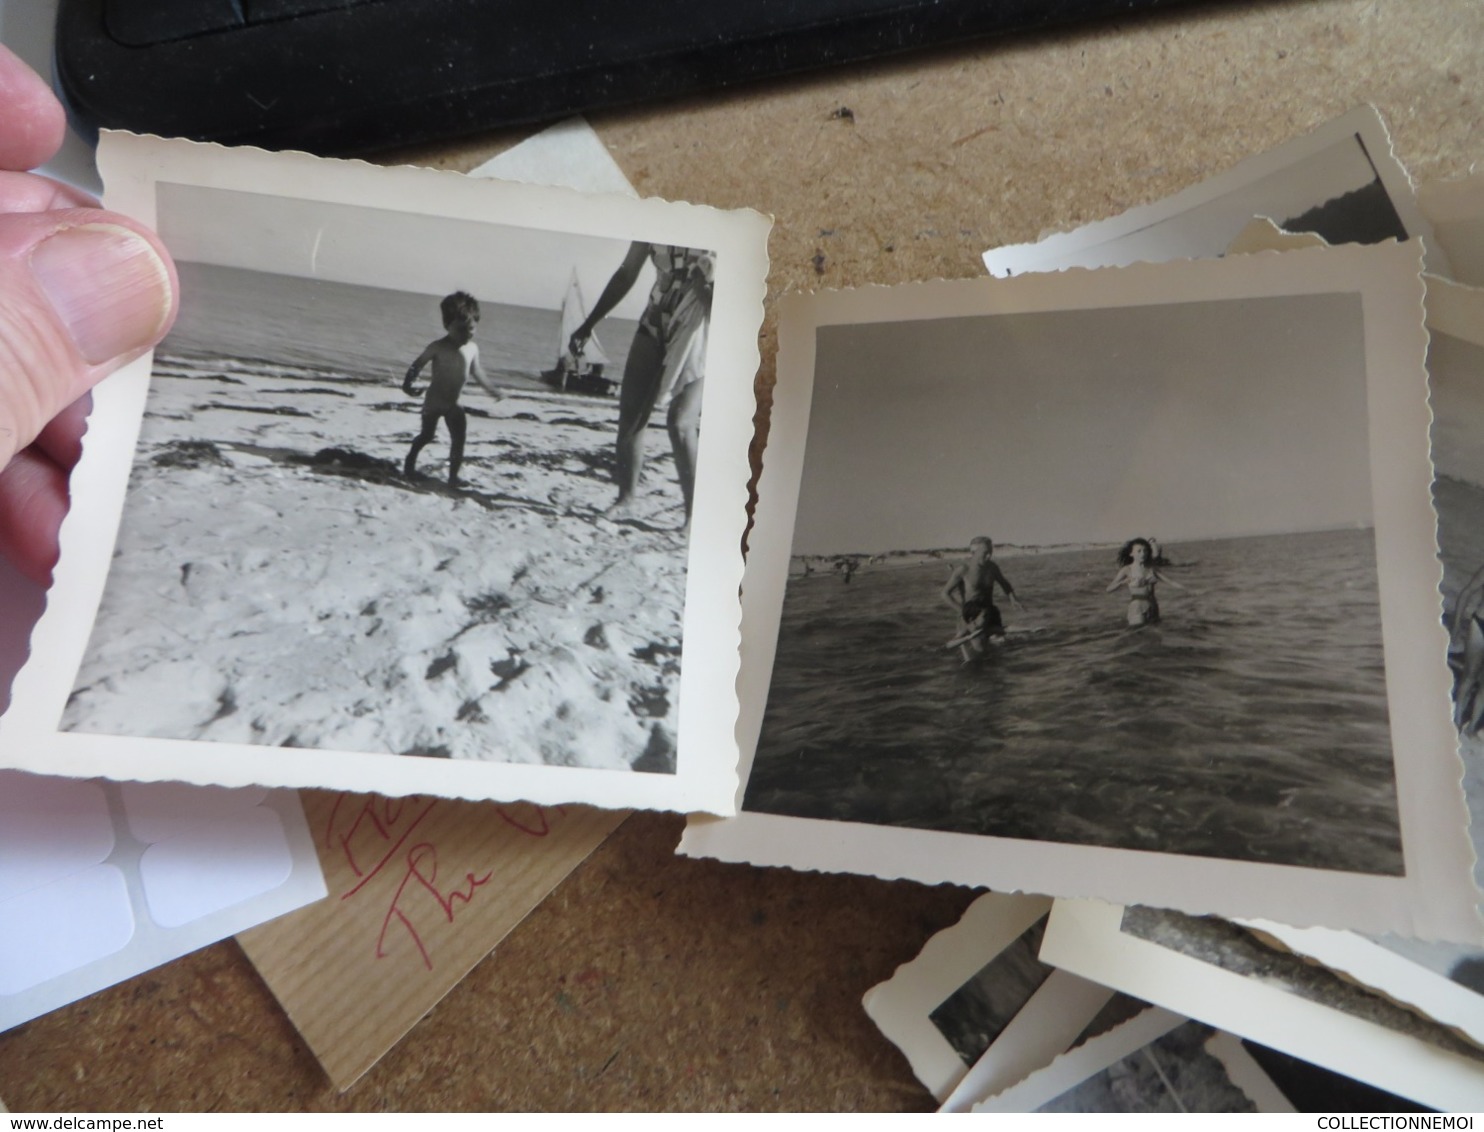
[942,536,1022,660]
[402,291,500,487]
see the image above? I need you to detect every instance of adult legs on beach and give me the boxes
[609,329,665,517]
[666,377,703,521]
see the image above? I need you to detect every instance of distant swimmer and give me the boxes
[836,557,859,584]
[942,536,1022,661]
[1106,537,1183,627]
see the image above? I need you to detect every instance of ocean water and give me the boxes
[166,262,639,390]
[745,528,1404,874]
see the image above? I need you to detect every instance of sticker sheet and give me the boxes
[0,132,770,815]
[0,772,324,1032]
[1040,900,1484,1111]
[683,239,1477,940]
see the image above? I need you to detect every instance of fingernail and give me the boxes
[31,223,173,365]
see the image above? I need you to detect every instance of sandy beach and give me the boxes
[63,349,689,773]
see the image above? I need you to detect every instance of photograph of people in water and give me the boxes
[743,287,1406,874]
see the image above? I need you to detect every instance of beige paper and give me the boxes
[238,790,623,1089]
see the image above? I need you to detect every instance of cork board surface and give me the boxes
[3,0,1482,1111]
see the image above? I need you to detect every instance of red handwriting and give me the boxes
[322,793,562,971]
[494,802,565,837]
[324,793,440,898]
[376,842,494,970]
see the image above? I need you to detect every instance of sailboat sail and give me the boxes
[559,271,609,368]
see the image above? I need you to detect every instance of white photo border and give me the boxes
[937,969,1124,1113]
[1040,899,1484,1112]
[981,105,1447,279]
[970,1001,1186,1113]
[862,891,1052,1100]
[1241,918,1484,1051]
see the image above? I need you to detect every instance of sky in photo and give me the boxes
[158,183,657,319]
[791,290,1373,554]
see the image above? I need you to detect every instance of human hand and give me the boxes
[0,45,177,584]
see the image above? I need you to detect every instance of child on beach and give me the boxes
[1106,537,1183,627]
[942,536,1022,661]
[402,291,501,486]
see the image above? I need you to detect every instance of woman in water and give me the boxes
[1106,537,1183,627]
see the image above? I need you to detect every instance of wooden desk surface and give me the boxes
[3,0,1481,1111]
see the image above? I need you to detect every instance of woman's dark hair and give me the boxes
[1117,537,1154,567]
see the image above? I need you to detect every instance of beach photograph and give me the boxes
[58,182,720,775]
[742,282,1407,873]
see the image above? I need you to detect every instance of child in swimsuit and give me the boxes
[402,291,502,486]
[942,536,1021,661]
[1106,537,1183,627]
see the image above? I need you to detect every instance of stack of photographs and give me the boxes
[7,101,1484,1112]
[677,106,1484,1109]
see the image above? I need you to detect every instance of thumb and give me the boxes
[0,209,176,466]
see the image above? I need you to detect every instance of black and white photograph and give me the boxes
[927,915,1053,1068]
[0,134,769,813]
[1026,1022,1256,1114]
[967,1002,1187,1113]
[935,971,1152,1112]
[683,239,1476,939]
[982,105,1446,278]
[861,891,1053,1100]
[1039,899,1484,1111]
[747,286,1397,869]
